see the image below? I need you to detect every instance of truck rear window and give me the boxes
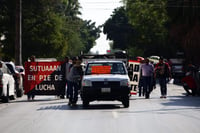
[85,62,126,75]
[91,66,111,74]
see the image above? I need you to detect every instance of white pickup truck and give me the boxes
[81,60,130,108]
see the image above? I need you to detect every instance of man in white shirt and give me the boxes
[65,56,72,99]
[141,58,154,99]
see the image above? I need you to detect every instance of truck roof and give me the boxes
[87,60,124,64]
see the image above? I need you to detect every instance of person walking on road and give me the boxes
[149,61,156,93]
[64,56,72,99]
[138,59,145,97]
[67,56,83,106]
[27,55,36,101]
[155,57,171,98]
[140,58,154,99]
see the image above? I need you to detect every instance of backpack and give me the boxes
[72,66,83,82]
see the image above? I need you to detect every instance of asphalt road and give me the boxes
[0,82,200,133]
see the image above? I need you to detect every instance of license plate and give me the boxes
[101,88,111,93]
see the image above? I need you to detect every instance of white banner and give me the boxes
[128,60,141,95]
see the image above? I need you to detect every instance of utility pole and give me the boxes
[15,0,22,65]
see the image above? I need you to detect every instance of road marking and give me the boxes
[112,111,119,118]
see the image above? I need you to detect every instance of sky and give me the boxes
[79,0,123,54]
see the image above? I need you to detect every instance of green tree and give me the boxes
[125,0,168,57]
[104,0,169,58]
[0,0,101,62]
[22,0,68,61]
[80,20,101,53]
[0,0,16,61]
[167,0,200,65]
[103,7,134,50]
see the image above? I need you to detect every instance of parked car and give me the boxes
[0,61,15,102]
[136,56,144,62]
[169,58,185,80]
[148,55,160,64]
[171,64,185,79]
[81,60,130,108]
[5,62,24,97]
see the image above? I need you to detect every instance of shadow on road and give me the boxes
[162,95,200,107]
[37,103,123,111]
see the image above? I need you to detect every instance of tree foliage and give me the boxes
[106,0,200,65]
[103,0,169,58]
[125,0,169,56]
[22,0,68,60]
[0,0,16,60]
[80,20,101,53]
[0,0,101,62]
[167,0,200,65]
[103,7,134,50]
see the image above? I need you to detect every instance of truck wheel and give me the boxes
[60,95,65,99]
[82,100,89,107]
[122,96,129,108]
[2,96,9,103]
